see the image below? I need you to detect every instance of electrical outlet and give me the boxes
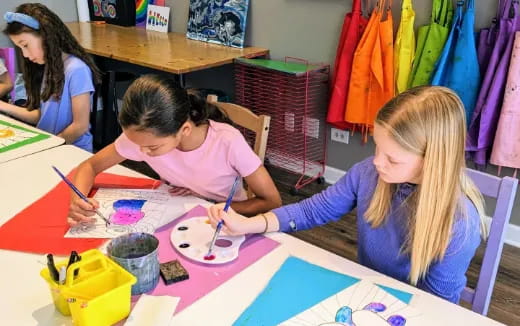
[331,127,349,144]
[305,118,320,139]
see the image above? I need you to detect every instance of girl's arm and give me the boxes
[0,100,40,124]
[57,92,91,144]
[230,165,282,216]
[69,143,125,225]
[208,162,365,235]
[0,72,13,99]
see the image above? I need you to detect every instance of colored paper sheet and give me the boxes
[148,205,280,313]
[0,119,50,153]
[0,172,159,255]
[233,256,360,326]
[376,284,413,304]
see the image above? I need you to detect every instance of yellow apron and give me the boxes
[394,0,416,94]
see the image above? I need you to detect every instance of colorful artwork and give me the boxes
[0,119,50,153]
[111,199,146,224]
[146,4,170,33]
[65,188,171,238]
[136,0,166,27]
[279,280,420,326]
[187,0,250,48]
[233,258,419,326]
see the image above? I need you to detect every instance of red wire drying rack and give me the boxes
[235,57,330,193]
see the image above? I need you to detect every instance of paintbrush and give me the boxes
[204,176,240,260]
[51,166,111,226]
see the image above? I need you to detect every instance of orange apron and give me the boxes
[326,0,368,129]
[345,0,394,138]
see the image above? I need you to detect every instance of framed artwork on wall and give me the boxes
[186,0,250,48]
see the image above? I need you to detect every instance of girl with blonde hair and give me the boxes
[208,86,486,303]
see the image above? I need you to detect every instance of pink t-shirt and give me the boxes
[114,120,261,202]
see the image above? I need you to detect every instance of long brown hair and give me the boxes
[365,86,486,285]
[3,3,101,110]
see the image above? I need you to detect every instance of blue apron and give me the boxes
[431,0,480,126]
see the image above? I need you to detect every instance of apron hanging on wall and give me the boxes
[477,2,503,74]
[345,0,394,138]
[326,0,368,129]
[490,32,520,170]
[408,0,453,88]
[467,0,519,165]
[431,0,480,126]
[394,0,416,94]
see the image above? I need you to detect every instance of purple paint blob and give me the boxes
[111,199,146,225]
[363,302,386,312]
[215,239,233,248]
[387,315,406,326]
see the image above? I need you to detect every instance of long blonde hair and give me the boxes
[365,86,486,285]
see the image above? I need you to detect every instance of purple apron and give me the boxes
[466,0,519,165]
[490,32,520,170]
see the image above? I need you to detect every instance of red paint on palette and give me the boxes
[203,254,216,261]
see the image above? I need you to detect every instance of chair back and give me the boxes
[461,168,518,315]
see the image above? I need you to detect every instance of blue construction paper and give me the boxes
[233,256,360,325]
[376,284,414,304]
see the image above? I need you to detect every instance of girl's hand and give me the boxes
[68,197,99,226]
[207,203,252,236]
[168,186,203,198]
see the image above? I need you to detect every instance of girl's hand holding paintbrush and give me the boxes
[68,196,100,226]
[207,204,280,236]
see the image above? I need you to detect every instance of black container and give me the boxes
[87,0,136,27]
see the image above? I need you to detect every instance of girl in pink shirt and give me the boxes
[68,74,281,226]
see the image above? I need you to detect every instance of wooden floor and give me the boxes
[122,161,520,325]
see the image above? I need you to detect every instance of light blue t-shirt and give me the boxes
[37,55,94,152]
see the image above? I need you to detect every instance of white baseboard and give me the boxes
[323,165,520,249]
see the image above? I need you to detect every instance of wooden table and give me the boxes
[0,145,504,325]
[66,22,269,147]
[66,22,269,82]
[0,113,64,164]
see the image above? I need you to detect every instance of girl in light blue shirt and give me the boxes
[0,3,100,152]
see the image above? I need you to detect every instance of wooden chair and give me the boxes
[461,168,518,315]
[207,94,271,198]
[206,94,270,162]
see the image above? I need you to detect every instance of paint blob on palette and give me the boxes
[170,217,245,265]
[0,119,50,153]
[280,280,421,326]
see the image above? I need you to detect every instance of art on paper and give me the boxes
[187,0,250,48]
[136,0,166,27]
[0,119,50,153]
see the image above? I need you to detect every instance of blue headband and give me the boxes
[4,12,40,30]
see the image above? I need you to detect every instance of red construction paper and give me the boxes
[0,172,160,255]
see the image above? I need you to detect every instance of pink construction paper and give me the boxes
[148,205,280,313]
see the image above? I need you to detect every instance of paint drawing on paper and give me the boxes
[65,188,172,238]
[187,0,250,48]
[136,0,166,27]
[146,4,170,33]
[0,119,50,153]
[111,199,146,224]
[280,280,420,326]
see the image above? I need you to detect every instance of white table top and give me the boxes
[0,113,64,164]
[0,145,504,325]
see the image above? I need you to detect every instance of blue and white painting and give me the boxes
[187,0,249,48]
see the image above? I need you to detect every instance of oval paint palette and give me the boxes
[170,217,245,265]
